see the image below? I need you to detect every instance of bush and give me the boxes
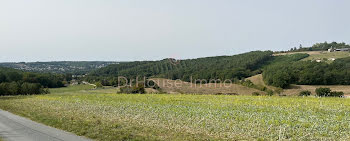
[131,83,146,94]
[95,82,103,88]
[315,88,344,97]
[330,91,344,97]
[299,90,311,96]
[119,83,145,94]
[252,92,260,96]
[266,90,274,96]
[242,80,254,87]
[315,88,331,97]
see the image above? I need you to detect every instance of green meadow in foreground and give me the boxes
[0,85,350,140]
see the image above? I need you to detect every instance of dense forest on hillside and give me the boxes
[263,56,350,88]
[0,61,118,74]
[86,51,274,85]
[0,67,66,95]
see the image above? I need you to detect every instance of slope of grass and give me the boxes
[151,78,264,95]
[1,85,350,140]
[274,51,350,63]
[302,51,350,63]
[49,85,95,94]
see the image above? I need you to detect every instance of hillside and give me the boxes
[87,51,273,83]
[85,45,350,95]
[264,53,350,88]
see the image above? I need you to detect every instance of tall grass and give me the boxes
[0,85,349,140]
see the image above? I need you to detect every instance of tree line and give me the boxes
[0,67,65,95]
[288,42,350,52]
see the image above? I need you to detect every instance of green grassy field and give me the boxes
[1,85,350,140]
[302,51,350,63]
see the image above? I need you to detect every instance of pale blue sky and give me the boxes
[1,0,349,62]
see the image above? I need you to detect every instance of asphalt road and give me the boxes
[0,110,91,141]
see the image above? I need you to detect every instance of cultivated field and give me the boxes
[1,85,350,140]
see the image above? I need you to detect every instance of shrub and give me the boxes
[131,83,146,94]
[119,83,145,94]
[252,92,260,96]
[315,88,331,97]
[95,82,103,88]
[299,90,311,96]
[330,91,344,97]
[315,88,344,97]
[266,90,274,96]
[242,80,254,87]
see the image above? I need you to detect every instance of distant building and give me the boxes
[335,48,350,52]
[328,47,349,52]
[328,46,335,52]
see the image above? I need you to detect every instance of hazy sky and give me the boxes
[1,0,350,62]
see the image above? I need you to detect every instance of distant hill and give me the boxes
[86,51,274,85]
[85,47,350,90]
[0,61,118,74]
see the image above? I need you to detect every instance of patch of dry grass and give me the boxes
[302,51,350,63]
[273,51,322,56]
[151,78,263,95]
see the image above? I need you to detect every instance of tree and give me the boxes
[0,73,6,83]
[315,88,331,97]
[0,67,63,95]
[330,91,344,97]
[20,83,43,95]
[65,73,73,81]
